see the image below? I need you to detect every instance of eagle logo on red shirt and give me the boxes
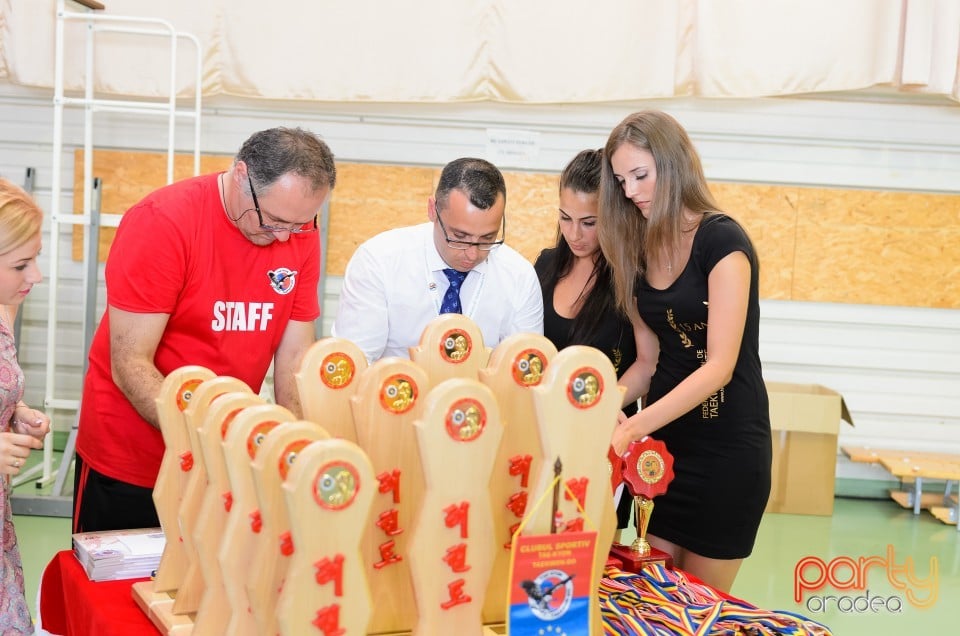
[267,268,297,295]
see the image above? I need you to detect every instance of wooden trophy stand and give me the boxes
[191,391,264,635]
[153,366,216,592]
[248,420,330,636]
[407,378,503,636]
[278,438,376,636]
[609,437,676,573]
[410,313,491,383]
[174,376,252,617]
[351,357,430,635]
[476,333,558,625]
[527,346,622,636]
[218,403,296,636]
[132,365,215,633]
[296,337,368,442]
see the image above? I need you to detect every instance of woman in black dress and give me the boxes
[598,111,771,593]
[534,149,648,536]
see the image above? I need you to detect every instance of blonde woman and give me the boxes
[0,178,51,633]
[598,111,770,593]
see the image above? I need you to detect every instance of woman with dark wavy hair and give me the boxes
[534,149,647,536]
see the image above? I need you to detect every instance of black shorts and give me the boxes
[72,454,160,533]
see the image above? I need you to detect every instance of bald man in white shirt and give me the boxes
[333,157,543,362]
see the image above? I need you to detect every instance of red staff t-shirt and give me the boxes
[76,173,320,488]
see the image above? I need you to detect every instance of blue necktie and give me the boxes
[440,268,468,314]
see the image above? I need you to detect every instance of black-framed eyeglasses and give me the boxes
[248,176,318,234]
[435,207,505,251]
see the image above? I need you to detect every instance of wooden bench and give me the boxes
[841,446,960,529]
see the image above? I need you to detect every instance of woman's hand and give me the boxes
[0,431,42,475]
[13,404,51,441]
[611,409,657,456]
[611,414,634,456]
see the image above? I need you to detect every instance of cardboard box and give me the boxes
[765,382,853,516]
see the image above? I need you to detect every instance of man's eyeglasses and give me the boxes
[435,207,505,251]
[248,176,318,234]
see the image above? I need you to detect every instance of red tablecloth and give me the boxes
[39,550,160,636]
[37,550,746,635]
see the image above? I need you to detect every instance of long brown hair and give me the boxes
[598,110,720,317]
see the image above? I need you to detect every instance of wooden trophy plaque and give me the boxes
[278,438,376,636]
[219,403,296,636]
[174,376,252,616]
[248,420,330,636]
[151,365,216,594]
[132,365,214,632]
[410,313,491,383]
[350,357,430,635]
[407,378,503,636]
[296,337,368,442]
[476,332,558,624]
[191,391,263,635]
[609,437,676,573]
[527,346,622,635]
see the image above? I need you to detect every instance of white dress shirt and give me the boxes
[332,222,543,362]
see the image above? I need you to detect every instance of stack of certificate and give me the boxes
[72,527,166,582]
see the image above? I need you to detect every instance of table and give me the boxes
[37,550,757,636]
[39,550,160,636]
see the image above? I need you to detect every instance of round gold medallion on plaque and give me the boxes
[314,461,360,510]
[566,367,603,409]
[622,437,674,499]
[278,439,313,480]
[176,379,204,411]
[512,349,546,387]
[445,398,486,442]
[637,449,666,485]
[245,421,280,459]
[320,352,355,389]
[380,374,418,414]
[439,329,472,363]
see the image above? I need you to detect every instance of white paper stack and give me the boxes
[72,527,166,582]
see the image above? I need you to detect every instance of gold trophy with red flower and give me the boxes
[609,436,675,572]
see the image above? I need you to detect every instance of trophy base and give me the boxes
[608,543,674,573]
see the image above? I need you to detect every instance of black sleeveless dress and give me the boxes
[636,214,771,559]
[535,248,638,528]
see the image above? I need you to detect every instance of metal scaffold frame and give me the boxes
[13,0,202,516]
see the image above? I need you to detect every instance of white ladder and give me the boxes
[14,0,203,516]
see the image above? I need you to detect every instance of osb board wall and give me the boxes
[73,150,960,309]
[71,150,233,262]
[717,183,960,307]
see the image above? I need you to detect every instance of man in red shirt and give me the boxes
[73,127,336,532]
